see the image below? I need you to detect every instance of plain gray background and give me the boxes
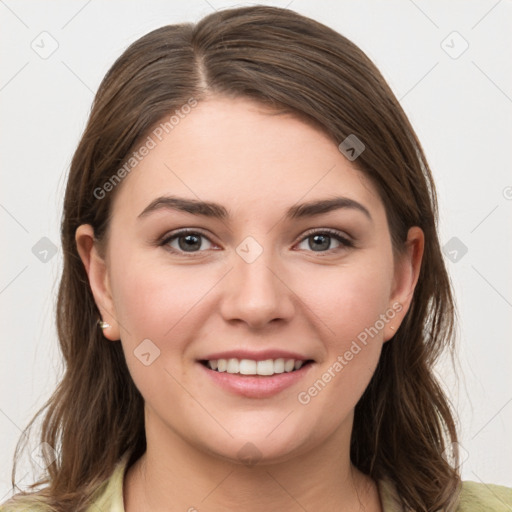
[1,0,511,500]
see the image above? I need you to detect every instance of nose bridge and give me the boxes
[220,234,294,327]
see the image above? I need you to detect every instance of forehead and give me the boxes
[110,96,383,223]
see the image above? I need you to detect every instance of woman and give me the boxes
[2,5,511,511]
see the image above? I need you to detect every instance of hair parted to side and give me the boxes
[5,5,461,512]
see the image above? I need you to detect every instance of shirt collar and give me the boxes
[91,451,405,512]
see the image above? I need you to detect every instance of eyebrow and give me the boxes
[137,195,372,222]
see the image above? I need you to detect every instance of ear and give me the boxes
[383,226,424,342]
[75,224,121,341]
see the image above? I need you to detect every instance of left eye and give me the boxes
[162,230,216,253]
[296,230,353,253]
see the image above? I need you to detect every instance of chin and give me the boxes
[198,426,313,467]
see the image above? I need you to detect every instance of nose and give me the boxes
[219,246,295,330]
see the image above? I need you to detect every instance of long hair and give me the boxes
[4,6,460,511]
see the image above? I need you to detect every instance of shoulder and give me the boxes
[1,452,131,512]
[457,480,512,511]
[0,497,51,512]
[378,477,512,512]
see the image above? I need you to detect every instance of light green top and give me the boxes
[2,451,512,511]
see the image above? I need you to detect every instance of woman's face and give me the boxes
[77,96,422,465]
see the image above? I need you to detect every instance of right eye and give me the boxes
[159,229,218,256]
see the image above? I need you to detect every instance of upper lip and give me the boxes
[199,350,313,362]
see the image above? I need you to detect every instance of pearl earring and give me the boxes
[98,320,111,330]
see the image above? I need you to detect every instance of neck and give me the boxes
[124,410,381,512]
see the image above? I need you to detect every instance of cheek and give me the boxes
[293,259,392,410]
[110,250,216,341]
[299,257,393,345]
[109,260,213,402]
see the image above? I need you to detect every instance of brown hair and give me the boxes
[4,5,460,511]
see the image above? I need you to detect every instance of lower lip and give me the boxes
[197,361,314,399]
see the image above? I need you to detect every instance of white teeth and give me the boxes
[239,359,257,374]
[226,358,239,374]
[206,358,308,376]
[274,358,285,373]
[257,359,274,376]
[284,359,295,372]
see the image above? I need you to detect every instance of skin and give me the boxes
[76,96,424,511]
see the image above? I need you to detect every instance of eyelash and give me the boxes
[158,228,355,257]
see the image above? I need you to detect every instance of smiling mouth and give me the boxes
[199,358,314,376]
